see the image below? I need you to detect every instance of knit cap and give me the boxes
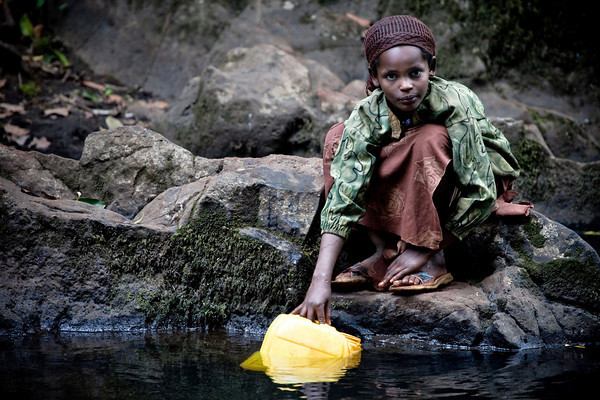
[364,15,435,66]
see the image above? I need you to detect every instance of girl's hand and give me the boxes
[291,279,332,324]
[292,233,344,325]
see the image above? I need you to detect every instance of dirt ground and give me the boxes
[0,37,166,160]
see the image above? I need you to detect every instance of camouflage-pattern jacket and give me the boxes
[320,76,521,241]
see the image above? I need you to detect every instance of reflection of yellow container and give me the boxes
[240,314,362,384]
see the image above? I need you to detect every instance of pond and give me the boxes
[1,329,597,399]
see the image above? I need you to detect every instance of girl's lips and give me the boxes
[399,95,418,103]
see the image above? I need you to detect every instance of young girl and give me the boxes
[293,15,531,324]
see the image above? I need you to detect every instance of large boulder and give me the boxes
[165,43,317,158]
[1,126,599,350]
[494,118,600,232]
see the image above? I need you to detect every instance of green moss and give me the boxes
[103,206,313,328]
[509,227,600,312]
[528,257,600,310]
[522,219,546,248]
[512,139,555,200]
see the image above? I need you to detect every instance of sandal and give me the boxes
[332,263,370,291]
[389,272,454,293]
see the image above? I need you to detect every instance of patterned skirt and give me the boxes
[323,123,453,251]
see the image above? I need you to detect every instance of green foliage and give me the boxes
[18,81,41,97]
[19,13,34,37]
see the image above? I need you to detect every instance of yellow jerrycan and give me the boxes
[240,314,362,384]
[260,313,361,358]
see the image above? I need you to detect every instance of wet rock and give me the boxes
[495,118,600,231]
[332,211,600,349]
[0,126,599,349]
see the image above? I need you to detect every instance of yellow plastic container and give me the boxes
[240,314,362,384]
[260,314,361,358]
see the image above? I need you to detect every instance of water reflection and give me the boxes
[0,331,598,399]
[241,350,361,384]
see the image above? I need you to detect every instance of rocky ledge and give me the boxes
[1,126,599,350]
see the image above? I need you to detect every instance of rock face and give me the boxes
[45,0,600,235]
[1,126,599,350]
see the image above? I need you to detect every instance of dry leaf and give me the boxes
[105,116,123,129]
[0,102,26,119]
[14,134,30,146]
[4,123,30,138]
[33,24,44,39]
[345,13,371,28]
[44,107,70,117]
[29,136,52,151]
[147,100,169,109]
[106,93,124,105]
[82,80,106,92]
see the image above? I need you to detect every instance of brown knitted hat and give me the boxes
[364,15,435,66]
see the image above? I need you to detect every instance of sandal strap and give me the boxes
[410,271,434,285]
[338,263,369,278]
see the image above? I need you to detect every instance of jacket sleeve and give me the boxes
[320,91,388,239]
[423,79,500,239]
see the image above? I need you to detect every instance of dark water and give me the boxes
[1,330,598,400]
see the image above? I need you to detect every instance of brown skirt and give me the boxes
[323,123,453,251]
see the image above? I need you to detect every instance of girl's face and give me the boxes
[371,45,436,114]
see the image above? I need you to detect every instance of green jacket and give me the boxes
[321,76,521,241]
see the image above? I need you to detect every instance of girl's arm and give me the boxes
[291,233,345,325]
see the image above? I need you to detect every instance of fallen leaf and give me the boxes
[91,109,113,116]
[53,49,71,67]
[4,123,30,138]
[147,100,169,109]
[44,107,70,117]
[345,13,371,28]
[106,93,124,105]
[33,24,44,40]
[82,80,106,92]
[14,134,30,146]
[105,116,123,129]
[0,102,26,119]
[19,13,34,37]
[133,213,144,224]
[81,88,102,103]
[29,136,52,151]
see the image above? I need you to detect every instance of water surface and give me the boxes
[1,330,597,399]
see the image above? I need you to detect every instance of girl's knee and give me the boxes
[412,124,451,153]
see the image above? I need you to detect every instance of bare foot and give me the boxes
[391,250,447,287]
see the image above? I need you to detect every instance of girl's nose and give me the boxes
[399,77,412,91]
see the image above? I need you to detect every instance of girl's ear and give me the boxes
[428,56,437,77]
[368,67,380,88]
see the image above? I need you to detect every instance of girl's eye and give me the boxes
[385,73,397,80]
[410,70,424,78]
